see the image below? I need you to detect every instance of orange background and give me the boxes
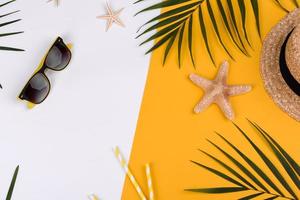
[122,1,300,199]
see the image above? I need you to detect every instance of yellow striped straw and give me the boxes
[145,164,154,200]
[88,194,100,200]
[114,147,147,200]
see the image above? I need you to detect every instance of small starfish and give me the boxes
[97,2,125,31]
[47,0,59,6]
[189,61,252,120]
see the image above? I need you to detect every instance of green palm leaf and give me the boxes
[238,192,264,200]
[139,18,186,46]
[198,5,215,66]
[188,14,195,66]
[226,0,249,56]
[265,196,280,200]
[136,11,192,39]
[215,0,245,56]
[145,28,178,54]
[249,121,300,177]
[177,23,185,67]
[135,0,195,16]
[248,121,300,190]
[139,1,199,28]
[187,121,300,200]
[272,0,290,12]
[163,29,178,65]
[206,0,234,60]
[187,187,246,193]
[0,0,16,7]
[238,0,252,47]
[0,0,24,51]
[250,0,262,40]
[6,166,19,200]
[0,10,20,18]
[199,150,257,189]
[233,124,298,199]
[216,132,284,196]
[135,0,298,68]
[207,139,270,193]
[190,160,247,188]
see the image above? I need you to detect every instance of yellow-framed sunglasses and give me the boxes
[19,37,73,108]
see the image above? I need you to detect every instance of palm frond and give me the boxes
[186,121,300,200]
[0,0,24,51]
[238,0,251,47]
[234,124,298,199]
[135,0,299,68]
[272,0,290,12]
[206,0,234,60]
[247,121,300,189]
[6,166,19,200]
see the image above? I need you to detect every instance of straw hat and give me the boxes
[261,8,300,121]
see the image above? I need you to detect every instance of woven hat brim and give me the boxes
[260,8,300,121]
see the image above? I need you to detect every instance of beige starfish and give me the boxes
[189,61,252,120]
[47,0,59,6]
[97,2,125,31]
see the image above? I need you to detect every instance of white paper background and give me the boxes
[0,0,157,199]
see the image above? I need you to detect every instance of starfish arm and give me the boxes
[215,60,229,83]
[114,18,125,27]
[115,8,124,15]
[227,85,252,96]
[215,95,235,120]
[97,15,111,19]
[194,94,215,114]
[106,1,113,15]
[189,73,212,90]
[106,18,113,31]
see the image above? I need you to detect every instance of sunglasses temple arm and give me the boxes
[67,43,73,49]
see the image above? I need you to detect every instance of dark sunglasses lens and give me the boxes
[45,39,71,70]
[19,73,50,104]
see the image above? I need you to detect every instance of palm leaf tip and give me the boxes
[186,187,246,193]
[135,0,193,16]
[238,192,264,200]
[238,0,253,48]
[6,165,19,200]
[177,22,185,68]
[0,46,24,51]
[163,30,178,65]
[0,0,17,8]
[250,0,262,39]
